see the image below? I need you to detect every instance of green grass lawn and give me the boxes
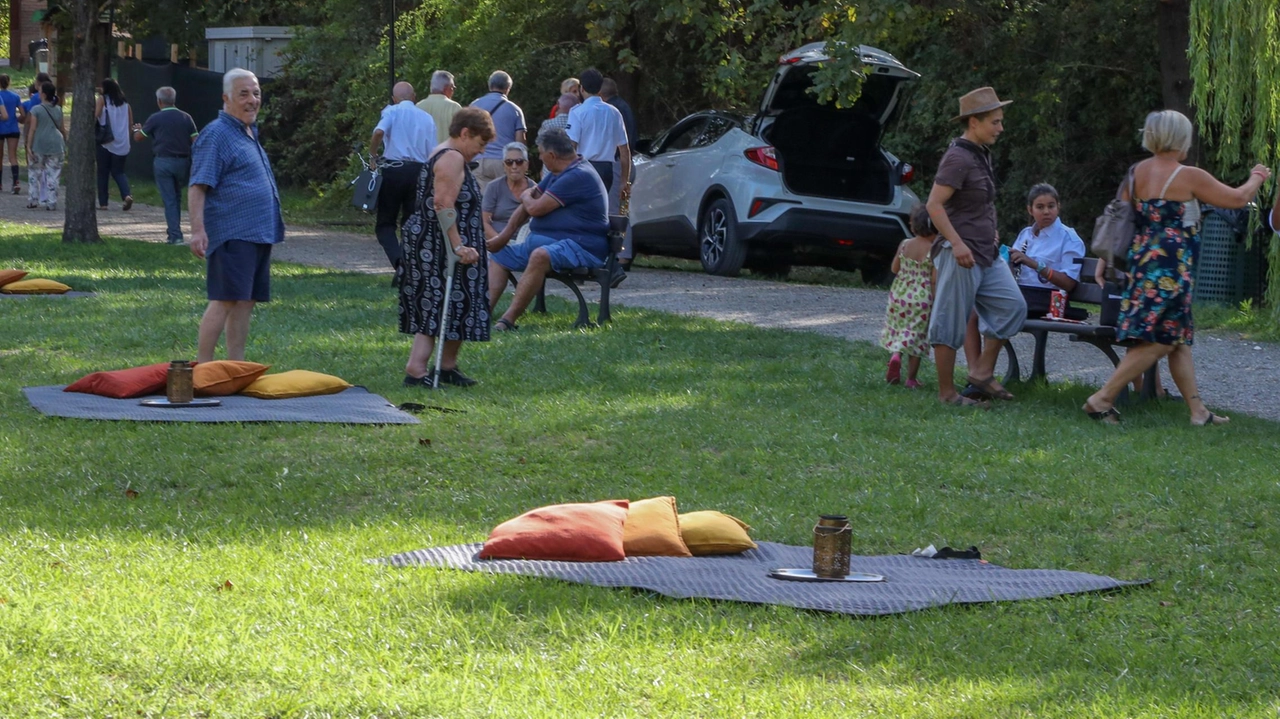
[2,223,1280,717]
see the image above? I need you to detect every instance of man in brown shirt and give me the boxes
[925,87,1026,407]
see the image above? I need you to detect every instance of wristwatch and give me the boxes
[1037,263,1050,281]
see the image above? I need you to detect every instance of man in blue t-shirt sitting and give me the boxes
[485,127,609,331]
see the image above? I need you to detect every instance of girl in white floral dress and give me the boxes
[880,205,937,387]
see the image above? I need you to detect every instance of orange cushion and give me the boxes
[1,278,70,294]
[623,496,693,557]
[64,362,172,399]
[0,269,27,288]
[480,500,631,562]
[193,361,270,397]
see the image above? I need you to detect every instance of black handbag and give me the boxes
[95,110,114,145]
[351,165,382,213]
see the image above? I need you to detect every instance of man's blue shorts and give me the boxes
[207,240,272,302]
[491,233,606,273]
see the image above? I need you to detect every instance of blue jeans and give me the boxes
[96,145,131,206]
[153,156,189,241]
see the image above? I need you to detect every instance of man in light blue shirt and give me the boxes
[188,68,285,363]
[565,68,630,198]
[369,81,436,271]
[470,71,526,192]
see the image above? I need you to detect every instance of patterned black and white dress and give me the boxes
[398,148,491,341]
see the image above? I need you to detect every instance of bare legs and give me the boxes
[1165,343,1229,425]
[495,248,551,327]
[906,355,922,383]
[197,300,255,363]
[405,334,462,377]
[963,312,981,368]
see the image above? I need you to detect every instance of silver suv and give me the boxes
[628,43,920,282]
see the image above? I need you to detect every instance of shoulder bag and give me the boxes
[1092,165,1137,270]
[95,106,115,145]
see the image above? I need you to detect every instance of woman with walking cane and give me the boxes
[400,108,496,388]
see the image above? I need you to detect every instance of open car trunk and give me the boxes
[757,53,913,204]
[766,105,894,203]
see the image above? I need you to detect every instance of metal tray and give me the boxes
[139,398,222,408]
[768,568,885,583]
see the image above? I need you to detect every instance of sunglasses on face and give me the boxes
[504,159,527,166]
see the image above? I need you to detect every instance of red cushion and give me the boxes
[64,362,173,399]
[479,500,631,562]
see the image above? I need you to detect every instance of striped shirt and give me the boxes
[189,111,285,255]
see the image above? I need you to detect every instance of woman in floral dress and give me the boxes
[1082,110,1269,425]
[880,205,938,388]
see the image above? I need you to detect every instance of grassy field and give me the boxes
[2,224,1279,717]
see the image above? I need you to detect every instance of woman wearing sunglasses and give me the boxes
[482,142,533,240]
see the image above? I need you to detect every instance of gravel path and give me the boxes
[4,190,1276,422]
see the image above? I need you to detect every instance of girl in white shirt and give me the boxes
[1008,183,1086,319]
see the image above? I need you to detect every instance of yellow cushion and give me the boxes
[240,370,352,399]
[0,269,28,287]
[193,360,271,397]
[678,511,757,556]
[623,496,693,557]
[1,278,70,294]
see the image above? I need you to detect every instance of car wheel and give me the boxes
[859,257,894,287]
[699,198,746,277]
[748,260,791,280]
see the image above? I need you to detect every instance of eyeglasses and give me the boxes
[503,159,527,166]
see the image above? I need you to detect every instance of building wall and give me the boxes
[8,0,50,68]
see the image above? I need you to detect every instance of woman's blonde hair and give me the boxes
[1142,110,1193,155]
[560,78,580,94]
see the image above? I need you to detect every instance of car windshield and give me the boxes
[770,66,901,120]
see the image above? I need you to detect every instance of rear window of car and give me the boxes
[771,66,900,119]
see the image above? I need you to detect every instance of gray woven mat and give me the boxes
[1,291,96,299]
[22,385,419,424]
[379,542,1146,616]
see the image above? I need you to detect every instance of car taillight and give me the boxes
[744,147,779,171]
[899,163,915,184]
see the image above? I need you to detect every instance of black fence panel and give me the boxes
[116,59,270,181]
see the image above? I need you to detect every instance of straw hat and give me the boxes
[952,87,1012,122]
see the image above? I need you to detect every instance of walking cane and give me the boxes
[431,240,461,390]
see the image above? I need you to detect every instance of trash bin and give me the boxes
[28,39,49,74]
[1194,205,1248,305]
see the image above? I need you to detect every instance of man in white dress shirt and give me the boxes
[369,81,437,272]
[565,68,630,201]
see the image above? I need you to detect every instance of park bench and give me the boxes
[1003,256,1159,402]
[526,215,629,329]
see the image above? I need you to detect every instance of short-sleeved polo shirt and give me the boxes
[189,111,285,256]
[933,138,998,268]
[566,97,628,163]
[139,106,198,158]
[374,100,436,163]
[529,158,609,258]
[470,91,526,160]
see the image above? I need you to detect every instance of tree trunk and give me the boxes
[62,0,102,244]
[1158,0,1198,162]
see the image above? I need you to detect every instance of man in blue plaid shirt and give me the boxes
[188,68,285,363]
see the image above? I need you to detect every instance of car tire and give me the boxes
[859,257,894,287]
[699,198,746,277]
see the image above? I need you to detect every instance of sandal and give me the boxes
[1082,401,1121,425]
[942,395,990,409]
[966,375,1014,401]
[1192,412,1229,427]
[494,318,518,332]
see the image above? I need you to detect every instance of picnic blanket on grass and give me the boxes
[1,291,96,299]
[22,385,419,424]
[378,541,1147,616]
